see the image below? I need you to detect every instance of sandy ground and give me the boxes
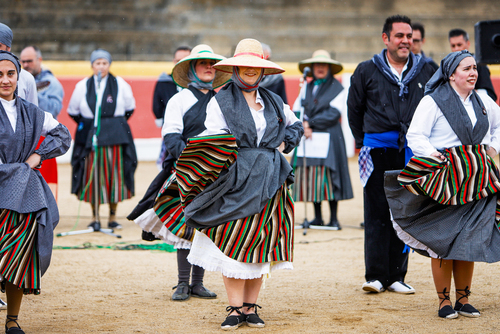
[12,158,500,333]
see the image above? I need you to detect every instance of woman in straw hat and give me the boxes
[173,38,303,330]
[129,44,230,301]
[292,50,353,230]
[385,50,500,319]
[68,49,136,230]
[0,50,71,333]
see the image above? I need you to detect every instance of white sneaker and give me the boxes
[0,298,6,310]
[362,280,385,293]
[388,281,415,294]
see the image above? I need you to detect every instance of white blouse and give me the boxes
[161,88,198,138]
[67,75,135,119]
[203,90,299,145]
[407,90,500,157]
[0,97,59,164]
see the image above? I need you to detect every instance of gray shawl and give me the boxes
[183,82,303,228]
[0,97,71,275]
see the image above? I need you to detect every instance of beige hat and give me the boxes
[172,44,231,88]
[213,38,284,75]
[298,50,343,76]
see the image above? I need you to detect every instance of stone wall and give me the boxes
[1,0,499,63]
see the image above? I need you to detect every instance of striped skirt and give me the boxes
[177,134,294,264]
[386,144,500,262]
[0,209,40,295]
[78,145,132,205]
[398,145,500,226]
[292,166,335,202]
[153,173,195,243]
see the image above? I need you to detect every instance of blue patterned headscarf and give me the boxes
[0,23,13,48]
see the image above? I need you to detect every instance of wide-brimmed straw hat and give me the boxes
[299,50,343,76]
[213,38,284,75]
[172,44,231,88]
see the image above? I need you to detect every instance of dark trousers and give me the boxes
[364,148,408,288]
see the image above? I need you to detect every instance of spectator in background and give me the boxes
[259,43,288,104]
[411,22,439,71]
[153,46,191,170]
[449,28,497,102]
[292,50,353,230]
[20,46,64,119]
[67,49,136,231]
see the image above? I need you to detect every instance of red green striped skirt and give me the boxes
[398,144,500,228]
[292,166,335,202]
[153,174,195,242]
[177,134,294,264]
[78,145,132,205]
[0,209,40,295]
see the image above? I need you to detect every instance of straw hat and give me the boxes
[172,44,231,88]
[213,38,284,75]
[298,50,343,77]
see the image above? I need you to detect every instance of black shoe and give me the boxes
[307,218,324,226]
[221,306,245,330]
[439,305,458,319]
[5,315,24,334]
[141,230,160,241]
[190,282,217,299]
[172,281,190,301]
[243,303,265,328]
[454,301,480,317]
[87,221,101,231]
[360,222,365,228]
[437,287,458,319]
[454,286,480,317]
[108,221,122,229]
[326,219,342,230]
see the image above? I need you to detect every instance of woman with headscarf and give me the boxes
[67,49,136,230]
[292,50,353,230]
[128,44,230,301]
[0,50,71,333]
[173,38,303,330]
[385,50,500,319]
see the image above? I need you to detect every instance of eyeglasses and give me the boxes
[413,39,422,43]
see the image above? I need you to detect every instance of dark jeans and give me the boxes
[364,148,408,288]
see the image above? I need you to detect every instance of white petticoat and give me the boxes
[187,231,293,279]
[392,218,439,259]
[134,208,192,250]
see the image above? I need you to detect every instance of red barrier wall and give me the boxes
[58,76,500,139]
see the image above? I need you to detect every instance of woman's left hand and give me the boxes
[26,153,41,169]
[487,147,497,158]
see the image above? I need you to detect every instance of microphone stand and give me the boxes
[299,67,310,235]
[58,71,121,238]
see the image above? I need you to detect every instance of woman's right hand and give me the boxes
[303,121,312,139]
[430,151,446,161]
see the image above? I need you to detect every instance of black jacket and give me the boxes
[348,57,435,149]
[152,74,179,119]
[476,64,497,102]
